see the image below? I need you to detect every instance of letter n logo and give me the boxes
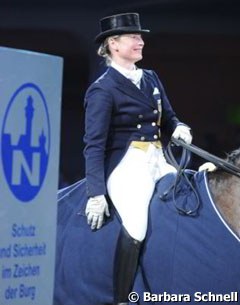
[12,151,40,186]
[1,83,50,202]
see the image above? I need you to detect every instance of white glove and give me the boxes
[198,162,217,172]
[172,125,192,144]
[85,195,110,230]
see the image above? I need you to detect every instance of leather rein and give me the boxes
[170,138,240,179]
[163,138,240,217]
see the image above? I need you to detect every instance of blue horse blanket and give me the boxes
[54,171,240,305]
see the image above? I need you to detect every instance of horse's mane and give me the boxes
[208,147,240,182]
[225,147,240,167]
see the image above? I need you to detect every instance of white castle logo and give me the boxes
[1,84,50,202]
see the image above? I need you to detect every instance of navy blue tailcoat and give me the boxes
[84,67,183,197]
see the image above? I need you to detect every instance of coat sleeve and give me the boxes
[83,85,113,197]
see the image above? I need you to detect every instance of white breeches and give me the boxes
[107,143,176,242]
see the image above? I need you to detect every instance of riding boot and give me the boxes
[113,227,142,305]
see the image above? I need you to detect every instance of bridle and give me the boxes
[162,138,240,217]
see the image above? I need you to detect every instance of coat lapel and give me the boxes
[140,70,158,106]
[107,67,156,109]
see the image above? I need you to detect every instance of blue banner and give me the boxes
[0,47,63,305]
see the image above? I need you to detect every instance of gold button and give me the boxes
[153,109,158,114]
[137,124,141,129]
[140,136,145,141]
[152,122,156,126]
[153,135,158,139]
[138,114,143,119]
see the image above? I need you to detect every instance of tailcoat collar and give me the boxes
[107,67,157,109]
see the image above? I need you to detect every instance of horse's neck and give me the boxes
[209,174,240,237]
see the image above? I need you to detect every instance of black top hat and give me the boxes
[95,12,150,44]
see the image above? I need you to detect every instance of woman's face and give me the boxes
[109,34,144,65]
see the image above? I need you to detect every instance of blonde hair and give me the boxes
[97,35,119,66]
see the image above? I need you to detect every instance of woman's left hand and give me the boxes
[172,125,192,144]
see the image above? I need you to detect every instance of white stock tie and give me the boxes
[126,69,143,88]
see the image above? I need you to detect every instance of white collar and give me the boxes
[111,61,143,88]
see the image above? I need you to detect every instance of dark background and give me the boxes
[1,0,240,186]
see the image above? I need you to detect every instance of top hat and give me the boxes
[95,12,150,44]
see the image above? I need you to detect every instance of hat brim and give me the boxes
[95,28,150,44]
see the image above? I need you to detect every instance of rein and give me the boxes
[164,140,200,216]
[163,138,240,216]
[170,138,240,178]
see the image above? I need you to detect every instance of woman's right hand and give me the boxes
[85,195,110,230]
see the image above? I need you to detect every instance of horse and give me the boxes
[54,143,240,305]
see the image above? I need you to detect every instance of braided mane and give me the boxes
[226,148,240,167]
[208,147,240,182]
